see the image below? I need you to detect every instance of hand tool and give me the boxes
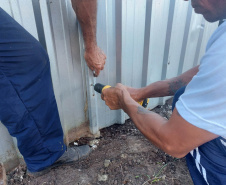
[94,83,149,108]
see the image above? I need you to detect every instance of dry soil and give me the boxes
[7,99,193,185]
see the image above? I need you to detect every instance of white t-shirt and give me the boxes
[176,21,226,138]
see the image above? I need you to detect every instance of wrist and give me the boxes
[121,90,137,113]
[85,42,97,52]
[136,87,147,101]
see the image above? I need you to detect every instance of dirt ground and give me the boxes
[7,99,193,185]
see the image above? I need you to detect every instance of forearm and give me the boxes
[102,64,215,158]
[121,66,199,155]
[137,66,199,99]
[104,87,168,149]
[71,0,97,51]
[121,95,174,155]
[121,85,218,158]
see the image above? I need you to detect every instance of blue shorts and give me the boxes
[173,86,226,185]
[0,8,66,172]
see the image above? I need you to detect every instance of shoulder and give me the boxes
[206,21,226,51]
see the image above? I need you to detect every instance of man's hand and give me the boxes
[101,83,131,110]
[85,46,106,77]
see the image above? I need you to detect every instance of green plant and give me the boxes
[142,158,178,185]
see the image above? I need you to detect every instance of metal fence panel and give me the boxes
[0,0,218,171]
[39,0,88,144]
[87,0,218,132]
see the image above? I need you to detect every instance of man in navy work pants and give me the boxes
[101,0,226,184]
[0,0,106,176]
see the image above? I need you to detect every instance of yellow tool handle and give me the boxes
[102,85,111,92]
[94,83,149,108]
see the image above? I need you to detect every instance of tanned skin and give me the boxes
[101,66,218,158]
[126,65,199,102]
[71,0,106,77]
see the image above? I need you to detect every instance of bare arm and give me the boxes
[71,0,106,76]
[128,65,199,102]
[123,98,217,158]
[101,66,217,157]
[71,0,97,50]
[102,83,218,158]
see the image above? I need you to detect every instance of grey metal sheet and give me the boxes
[39,0,87,142]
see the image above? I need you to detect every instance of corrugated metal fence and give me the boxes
[0,0,218,171]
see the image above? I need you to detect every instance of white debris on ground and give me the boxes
[73,142,78,146]
[89,139,100,150]
[104,160,111,168]
[98,174,108,181]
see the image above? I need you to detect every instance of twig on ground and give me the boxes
[120,164,124,177]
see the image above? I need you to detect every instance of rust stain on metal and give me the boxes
[2,158,20,173]
[66,121,94,145]
[0,163,6,185]
[84,94,88,122]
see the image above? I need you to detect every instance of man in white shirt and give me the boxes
[101,0,226,184]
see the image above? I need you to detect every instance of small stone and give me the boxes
[121,154,127,159]
[104,160,111,168]
[98,174,108,181]
[92,145,97,150]
[89,139,99,146]
[162,175,166,180]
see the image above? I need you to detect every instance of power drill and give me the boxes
[94,83,149,108]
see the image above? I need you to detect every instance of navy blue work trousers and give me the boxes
[0,8,66,172]
[173,86,226,185]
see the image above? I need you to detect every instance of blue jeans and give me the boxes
[172,86,226,185]
[0,8,66,172]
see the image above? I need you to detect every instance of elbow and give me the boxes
[164,144,188,159]
[170,152,187,159]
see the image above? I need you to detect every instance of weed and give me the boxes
[142,158,178,185]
